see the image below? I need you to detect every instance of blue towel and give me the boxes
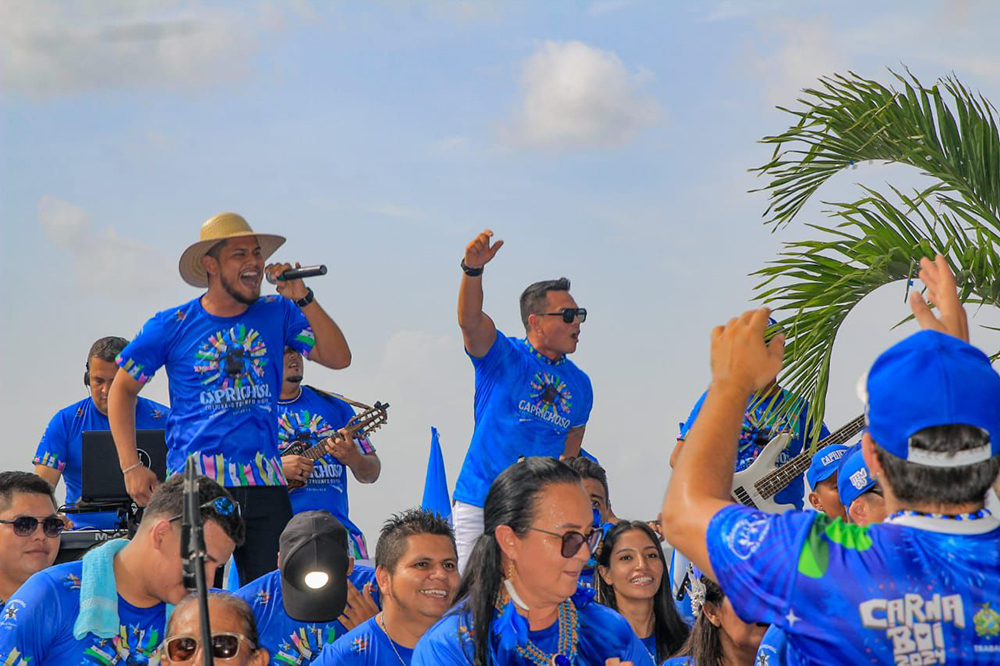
[73,538,130,639]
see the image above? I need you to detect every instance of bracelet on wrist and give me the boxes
[121,461,143,475]
[295,287,315,308]
[460,260,484,277]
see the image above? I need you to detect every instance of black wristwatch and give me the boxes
[295,287,315,307]
[461,260,484,277]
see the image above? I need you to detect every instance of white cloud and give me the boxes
[505,40,661,149]
[747,16,849,107]
[0,0,258,98]
[38,195,172,297]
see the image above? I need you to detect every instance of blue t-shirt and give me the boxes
[33,396,169,530]
[412,598,654,665]
[706,503,1000,664]
[277,386,375,558]
[0,560,165,664]
[756,624,792,665]
[317,615,414,664]
[454,332,593,507]
[118,295,315,486]
[679,389,829,510]
[235,566,380,665]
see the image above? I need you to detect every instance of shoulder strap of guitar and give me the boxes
[303,384,372,412]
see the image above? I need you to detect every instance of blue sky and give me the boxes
[3,0,1000,540]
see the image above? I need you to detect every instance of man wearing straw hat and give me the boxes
[108,212,352,584]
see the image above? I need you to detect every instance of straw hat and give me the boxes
[178,213,286,288]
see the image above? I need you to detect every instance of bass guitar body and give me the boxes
[730,434,797,513]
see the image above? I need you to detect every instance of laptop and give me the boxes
[81,430,168,503]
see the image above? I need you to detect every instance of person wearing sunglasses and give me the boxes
[453,229,594,573]
[0,474,244,664]
[413,457,653,665]
[0,472,63,612]
[162,592,268,665]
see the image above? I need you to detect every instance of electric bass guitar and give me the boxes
[283,398,389,490]
[730,414,866,513]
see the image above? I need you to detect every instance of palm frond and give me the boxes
[750,69,1000,447]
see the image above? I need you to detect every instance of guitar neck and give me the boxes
[298,426,362,461]
[754,414,866,500]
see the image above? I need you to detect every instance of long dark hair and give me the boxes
[452,457,582,665]
[670,574,726,665]
[595,521,689,661]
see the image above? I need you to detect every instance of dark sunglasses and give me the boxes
[0,515,65,538]
[528,526,601,558]
[163,633,254,662]
[169,496,240,523]
[539,308,587,324]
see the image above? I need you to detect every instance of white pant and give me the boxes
[453,501,485,574]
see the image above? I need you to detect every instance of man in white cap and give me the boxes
[109,212,352,584]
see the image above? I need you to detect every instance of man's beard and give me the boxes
[285,373,303,384]
[220,272,260,305]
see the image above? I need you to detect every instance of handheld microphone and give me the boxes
[266,265,328,284]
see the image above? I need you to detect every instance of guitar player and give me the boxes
[278,347,381,560]
[667,326,829,616]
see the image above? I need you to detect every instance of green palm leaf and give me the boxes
[751,70,1000,447]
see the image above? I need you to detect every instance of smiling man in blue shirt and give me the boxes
[108,213,353,585]
[664,255,1000,665]
[453,229,594,571]
[0,474,243,664]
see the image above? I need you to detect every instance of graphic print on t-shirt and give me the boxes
[520,371,574,429]
[278,410,344,491]
[194,325,271,412]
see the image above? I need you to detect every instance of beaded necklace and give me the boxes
[886,508,991,522]
[513,599,579,666]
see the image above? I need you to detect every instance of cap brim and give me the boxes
[178,232,286,288]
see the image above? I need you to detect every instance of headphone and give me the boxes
[84,336,129,388]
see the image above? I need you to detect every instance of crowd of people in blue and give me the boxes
[0,215,997,665]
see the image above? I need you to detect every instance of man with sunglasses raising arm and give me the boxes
[453,229,593,571]
[0,472,62,613]
[0,474,244,664]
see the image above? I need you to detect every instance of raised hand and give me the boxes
[463,229,504,270]
[266,261,309,302]
[710,309,784,394]
[909,254,969,342]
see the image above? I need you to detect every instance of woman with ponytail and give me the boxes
[662,574,766,666]
[413,457,654,665]
[595,521,689,663]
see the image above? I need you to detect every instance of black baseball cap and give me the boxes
[279,511,350,622]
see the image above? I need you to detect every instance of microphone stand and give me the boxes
[181,458,213,666]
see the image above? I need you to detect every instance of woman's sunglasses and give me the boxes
[0,515,65,538]
[528,526,602,558]
[539,308,587,324]
[162,633,254,662]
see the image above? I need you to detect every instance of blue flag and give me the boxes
[422,427,451,520]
